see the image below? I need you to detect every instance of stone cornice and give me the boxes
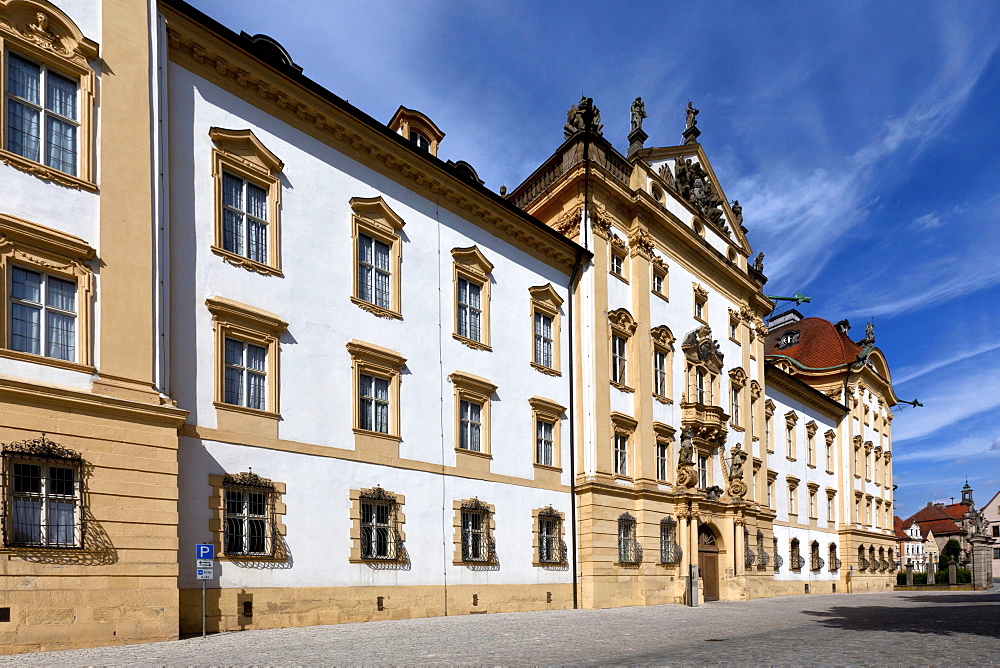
[161,3,584,273]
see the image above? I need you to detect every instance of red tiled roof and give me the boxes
[765,317,862,370]
[941,503,968,520]
[904,504,964,536]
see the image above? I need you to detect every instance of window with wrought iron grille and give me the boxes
[9,266,77,362]
[618,513,640,564]
[223,475,274,557]
[360,490,401,560]
[790,537,803,571]
[224,337,267,410]
[2,437,82,548]
[460,499,494,563]
[660,516,681,564]
[756,530,770,570]
[537,509,564,564]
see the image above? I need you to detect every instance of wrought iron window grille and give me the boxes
[757,548,770,569]
[790,539,802,571]
[811,555,825,571]
[774,553,784,571]
[222,472,275,557]
[618,513,642,564]
[745,543,756,568]
[1,436,84,549]
[537,508,566,564]
[360,487,403,561]
[461,499,496,563]
[858,556,868,571]
[829,557,842,571]
[660,516,682,564]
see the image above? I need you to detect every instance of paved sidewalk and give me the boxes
[3,588,998,666]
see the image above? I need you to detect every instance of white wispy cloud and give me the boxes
[913,213,943,229]
[894,432,1000,463]
[894,340,1000,385]
[892,360,1000,444]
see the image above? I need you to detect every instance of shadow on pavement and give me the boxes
[803,591,1000,639]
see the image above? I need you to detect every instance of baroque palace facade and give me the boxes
[0,0,898,654]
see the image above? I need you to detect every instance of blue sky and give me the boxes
[188,0,1000,518]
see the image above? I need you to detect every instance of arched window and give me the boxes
[829,543,840,571]
[756,529,770,570]
[858,544,867,571]
[810,541,823,571]
[790,538,802,570]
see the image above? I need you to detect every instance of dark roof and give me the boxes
[766,317,862,370]
[904,504,964,536]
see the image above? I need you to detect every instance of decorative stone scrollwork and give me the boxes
[223,471,275,490]
[627,229,655,258]
[682,325,724,373]
[360,486,396,502]
[1,435,80,461]
[608,308,638,338]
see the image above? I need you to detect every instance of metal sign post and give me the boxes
[195,544,215,637]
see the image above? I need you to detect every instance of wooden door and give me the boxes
[698,525,720,602]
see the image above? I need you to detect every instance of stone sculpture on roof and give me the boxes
[630,97,646,132]
[564,96,604,139]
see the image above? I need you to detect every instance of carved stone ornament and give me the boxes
[749,380,762,400]
[608,232,629,256]
[753,252,765,273]
[554,206,583,236]
[728,366,748,389]
[705,485,724,501]
[650,325,675,349]
[627,229,655,258]
[461,497,491,512]
[673,157,726,229]
[682,325,724,373]
[727,479,748,499]
[564,96,604,138]
[630,97,647,132]
[692,283,709,300]
[728,443,748,481]
[223,471,275,489]
[658,162,675,188]
[651,253,667,273]
[608,308,638,337]
[1,435,80,461]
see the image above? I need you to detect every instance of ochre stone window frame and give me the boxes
[784,410,798,461]
[608,231,629,283]
[608,307,637,393]
[451,245,493,351]
[452,497,496,566]
[532,505,567,566]
[0,1,98,190]
[651,325,674,404]
[529,283,563,376]
[208,471,287,563]
[207,296,287,424]
[728,367,747,430]
[692,283,708,323]
[350,196,405,320]
[651,254,668,300]
[611,411,638,478]
[348,486,407,564]
[347,339,406,445]
[764,399,776,453]
[0,212,95,371]
[210,127,284,275]
[450,370,497,467]
[805,420,818,468]
[529,395,566,472]
[654,421,675,483]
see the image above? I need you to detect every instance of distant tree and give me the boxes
[940,538,962,564]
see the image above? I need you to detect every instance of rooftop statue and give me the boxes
[564,96,604,139]
[685,101,699,131]
[630,97,647,132]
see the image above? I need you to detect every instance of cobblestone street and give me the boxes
[3,588,998,666]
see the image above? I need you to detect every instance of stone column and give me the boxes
[969,536,992,590]
[948,562,957,585]
[905,563,914,586]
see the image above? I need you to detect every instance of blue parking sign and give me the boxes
[196,543,215,560]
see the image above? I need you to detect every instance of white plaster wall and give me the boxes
[53,0,102,43]
[167,64,572,481]
[177,437,574,589]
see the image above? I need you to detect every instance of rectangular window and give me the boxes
[788,486,797,514]
[826,441,832,470]
[224,486,271,556]
[656,441,669,481]
[765,414,772,452]
[652,271,664,294]
[358,373,390,433]
[221,172,269,264]
[534,312,554,368]
[360,500,396,559]
[992,525,999,538]
[9,266,77,362]
[827,496,835,522]
[536,419,554,466]
[461,510,487,561]
[695,368,707,404]
[786,427,794,458]
[809,490,817,518]
[731,388,741,426]
[614,433,628,476]
[767,479,774,508]
[610,252,624,276]
[224,338,267,410]
[807,434,815,466]
[459,399,482,452]
[618,515,638,563]
[456,277,482,342]
[694,296,706,320]
[611,335,627,385]
[6,459,80,547]
[357,233,391,309]
[654,350,668,397]
[6,53,79,175]
[698,454,708,488]
[538,516,561,563]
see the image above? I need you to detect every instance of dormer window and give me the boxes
[409,130,430,152]
[777,330,800,349]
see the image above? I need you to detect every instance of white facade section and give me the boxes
[166,63,575,588]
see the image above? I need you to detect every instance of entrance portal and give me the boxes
[698,524,720,602]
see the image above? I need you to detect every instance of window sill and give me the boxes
[212,246,283,276]
[352,428,401,443]
[0,348,95,374]
[214,401,281,420]
[609,271,630,285]
[731,425,745,432]
[693,315,707,325]
[452,333,492,352]
[610,381,635,394]
[0,149,97,192]
[653,393,673,405]
[533,462,562,473]
[351,297,402,320]
[612,474,633,483]
[533,560,568,568]
[807,463,817,469]
[652,290,668,302]
[729,337,741,345]
[786,456,796,462]
[349,556,408,565]
[456,447,492,459]
[530,362,562,377]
